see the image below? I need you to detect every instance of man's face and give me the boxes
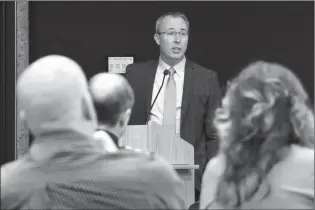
[154,16,189,63]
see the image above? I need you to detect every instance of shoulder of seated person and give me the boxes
[289,144,314,166]
[204,154,225,177]
[1,158,27,184]
[292,144,314,158]
[111,151,178,177]
[106,150,178,178]
[137,155,181,183]
[286,145,314,179]
[101,149,156,162]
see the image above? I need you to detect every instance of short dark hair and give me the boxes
[91,75,135,126]
[155,12,190,33]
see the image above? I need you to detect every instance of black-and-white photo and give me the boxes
[1,1,314,209]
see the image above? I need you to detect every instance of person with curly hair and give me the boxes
[200,61,314,209]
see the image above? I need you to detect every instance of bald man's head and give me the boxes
[89,73,134,127]
[17,55,97,137]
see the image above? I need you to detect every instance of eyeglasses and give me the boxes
[158,31,188,38]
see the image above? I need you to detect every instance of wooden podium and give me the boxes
[119,122,199,207]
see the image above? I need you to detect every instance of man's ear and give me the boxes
[154,33,160,46]
[118,108,132,128]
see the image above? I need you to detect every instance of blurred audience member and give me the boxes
[90,73,135,152]
[200,61,314,209]
[90,73,148,153]
[1,56,186,209]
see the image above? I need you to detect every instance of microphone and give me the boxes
[146,69,169,123]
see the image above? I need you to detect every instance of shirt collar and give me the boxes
[158,56,186,75]
[95,128,119,147]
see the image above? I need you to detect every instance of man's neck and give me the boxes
[160,55,184,67]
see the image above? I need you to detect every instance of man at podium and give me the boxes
[125,12,222,201]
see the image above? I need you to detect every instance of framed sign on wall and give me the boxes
[108,57,134,74]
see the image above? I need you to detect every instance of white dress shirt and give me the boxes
[93,130,118,153]
[149,57,186,134]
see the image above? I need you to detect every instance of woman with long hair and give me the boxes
[200,61,314,209]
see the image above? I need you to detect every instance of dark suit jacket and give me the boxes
[125,59,222,190]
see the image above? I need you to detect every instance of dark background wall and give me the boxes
[29,1,314,101]
[1,1,16,165]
